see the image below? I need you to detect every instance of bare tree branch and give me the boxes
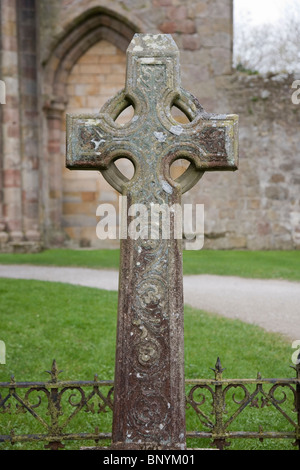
[234,0,300,74]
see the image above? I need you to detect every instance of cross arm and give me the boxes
[66,114,114,171]
[162,112,238,174]
[195,113,239,171]
[159,111,238,195]
[66,113,139,193]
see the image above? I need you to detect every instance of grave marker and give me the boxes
[66,33,238,450]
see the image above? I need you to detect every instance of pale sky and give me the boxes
[234,0,299,25]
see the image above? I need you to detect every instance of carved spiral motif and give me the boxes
[126,185,172,440]
[136,278,166,310]
[128,390,170,439]
[135,337,160,368]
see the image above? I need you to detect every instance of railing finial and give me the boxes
[45,360,63,383]
[211,357,225,380]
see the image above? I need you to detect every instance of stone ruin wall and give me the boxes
[0,0,299,251]
[186,72,300,250]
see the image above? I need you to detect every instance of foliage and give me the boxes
[234,0,300,74]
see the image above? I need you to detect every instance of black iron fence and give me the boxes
[0,358,299,450]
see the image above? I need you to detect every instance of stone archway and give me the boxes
[41,8,141,246]
[62,39,134,248]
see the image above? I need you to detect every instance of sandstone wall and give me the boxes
[62,40,127,248]
[0,0,41,251]
[0,0,299,251]
[185,72,300,249]
[38,0,233,101]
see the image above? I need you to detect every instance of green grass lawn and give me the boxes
[0,248,299,281]
[0,278,297,451]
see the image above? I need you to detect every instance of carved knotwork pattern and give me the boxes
[140,64,166,91]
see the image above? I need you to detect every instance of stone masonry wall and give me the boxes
[62,40,128,248]
[185,72,300,250]
[38,0,233,110]
[38,0,235,249]
[0,0,299,251]
[0,0,41,252]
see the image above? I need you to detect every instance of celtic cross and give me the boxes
[66,34,238,450]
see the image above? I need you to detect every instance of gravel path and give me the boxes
[0,264,299,341]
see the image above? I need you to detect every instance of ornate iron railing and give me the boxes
[0,358,299,450]
[186,358,300,450]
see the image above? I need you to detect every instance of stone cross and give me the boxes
[66,34,238,450]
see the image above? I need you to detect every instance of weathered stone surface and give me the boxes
[66,33,238,450]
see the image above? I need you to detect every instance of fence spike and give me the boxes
[45,360,63,382]
[211,357,225,379]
